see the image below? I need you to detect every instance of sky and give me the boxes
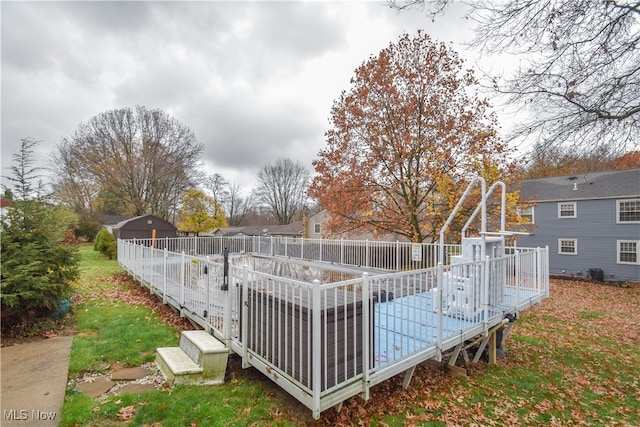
[1,1,483,195]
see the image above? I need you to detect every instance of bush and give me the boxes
[75,214,103,242]
[1,201,80,331]
[94,229,117,259]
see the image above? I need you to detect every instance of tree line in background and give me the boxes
[45,104,312,239]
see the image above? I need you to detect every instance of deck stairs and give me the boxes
[156,330,229,386]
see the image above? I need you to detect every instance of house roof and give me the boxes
[112,214,175,230]
[101,214,131,226]
[520,168,640,202]
[215,221,303,237]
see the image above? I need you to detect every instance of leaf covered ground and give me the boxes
[316,279,640,426]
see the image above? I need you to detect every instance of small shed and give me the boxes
[112,214,177,240]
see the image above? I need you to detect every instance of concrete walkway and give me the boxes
[1,337,73,427]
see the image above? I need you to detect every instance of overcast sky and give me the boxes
[2,1,482,194]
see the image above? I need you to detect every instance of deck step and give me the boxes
[180,330,227,365]
[156,330,229,386]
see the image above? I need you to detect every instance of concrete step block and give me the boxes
[155,347,203,386]
[157,331,229,386]
[179,331,228,384]
[180,331,227,361]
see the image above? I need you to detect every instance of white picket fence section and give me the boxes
[117,236,549,419]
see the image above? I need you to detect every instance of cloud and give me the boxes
[1,1,474,194]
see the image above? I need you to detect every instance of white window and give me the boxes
[617,240,639,264]
[517,206,535,224]
[617,199,640,223]
[314,223,321,234]
[558,202,577,218]
[558,239,577,255]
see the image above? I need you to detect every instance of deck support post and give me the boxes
[448,343,463,367]
[402,366,416,390]
[488,330,497,365]
[462,348,470,364]
[473,335,490,363]
[472,321,508,363]
[501,319,516,348]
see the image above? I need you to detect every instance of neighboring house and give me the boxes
[210,221,303,238]
[516,168,640,282]
[110,214,177,240]
[307,210,329,239]
[306,209,411,242]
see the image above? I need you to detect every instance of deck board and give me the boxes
[372,287,541,366]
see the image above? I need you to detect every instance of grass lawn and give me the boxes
[61,244,640,426]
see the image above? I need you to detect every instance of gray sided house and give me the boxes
[517,168,640,283]
[111,214,177,240]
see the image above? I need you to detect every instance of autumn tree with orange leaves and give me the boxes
[310,32,515,243]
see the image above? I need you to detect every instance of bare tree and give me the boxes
[52,106,204,219]
[203,174,254,226]
[205,173,230,205]
[226,181,254,226]
[254,158,310,225]
[391,1,640,153]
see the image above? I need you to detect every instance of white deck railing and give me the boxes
[125,235,464,271]
[117,237,549,419]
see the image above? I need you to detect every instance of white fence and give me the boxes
[118,237,549,419]
[124,235,464,271]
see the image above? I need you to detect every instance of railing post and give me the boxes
[132,238,138,279]
[205,256,211,330]
[224,264,232,345]
[362,272,370,400]
[340,239,344,265]
[544,246,550,298]
[515,250,521,309]
[312,278,321,420]
[242,265,250,369]
[396,241,400,271]
[436,262,443,361]
[285,236,288,257]
[301,237,304,260]
[180,251,185,315]
[163,247,168,304]
[149,246,154,293]
[270,235,274,256]
[366,240,370,268]
[483,256,490,324]
[319,238,323,262]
